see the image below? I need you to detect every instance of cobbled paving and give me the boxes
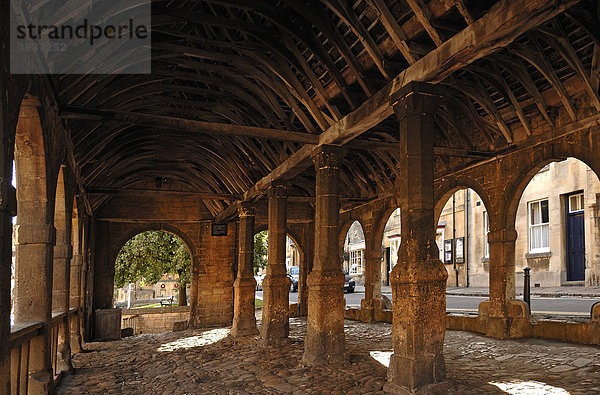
[58,317,600,394]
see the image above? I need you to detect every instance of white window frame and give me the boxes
[389,237,401,271]
[568,193,584,213]
[349,249,363,274]
[483,211,489,258]
[528,199,550,253]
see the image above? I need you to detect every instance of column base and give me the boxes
[360,299,374,323]
[232,278,258,338]
[383,379,450,395]
[388,259,447,391]
[387,354,446,393]
[28,369,53,394]
[260,275,291,345]
[478,300,531,339]
[302,270,346,365]
[56,343,73,373]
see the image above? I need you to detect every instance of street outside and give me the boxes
[256,286,599,316]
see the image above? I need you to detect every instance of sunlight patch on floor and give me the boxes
[489,380,570,394]
[157,328,230,352]
[369,350,393,367]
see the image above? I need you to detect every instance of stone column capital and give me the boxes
[15,224,56,245]
[390,81,446,120]
[311,145,345,169]
[54,243,74,260]
[238,203,256,218]
[268,183,288,198]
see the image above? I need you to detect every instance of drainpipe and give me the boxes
[466,189,470,288]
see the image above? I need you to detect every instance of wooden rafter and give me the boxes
[405,0,443,46]
[212,0,579,221]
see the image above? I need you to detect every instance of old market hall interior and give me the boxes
[2,0,600,393]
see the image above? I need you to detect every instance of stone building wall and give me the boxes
[463,158,600,287]
[92,192,237,333]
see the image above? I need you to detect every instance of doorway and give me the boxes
[566,192,585,281]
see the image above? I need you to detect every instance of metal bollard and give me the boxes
[523,266,531,312]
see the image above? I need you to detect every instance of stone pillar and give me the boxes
[232,204,258,337]
[361,244,382,322]
[82,217,95,341]
[385,82,448,393]
[302,146,346,365]
[485,227,517,338]
[260,185,291,344]
[297,222,314,317]
[70,254,83,352]
[53,242,73,371]
[14,223,55,393]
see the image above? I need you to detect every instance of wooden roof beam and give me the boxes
[86,188,243,200]
[60,106,319,144]
[212,0,579,220]
[454,0,475,25]
[370,0,417,65]
[405,0,443,46]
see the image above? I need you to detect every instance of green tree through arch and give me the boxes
[115,231,191,306]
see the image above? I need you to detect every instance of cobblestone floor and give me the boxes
[58,318,600,394]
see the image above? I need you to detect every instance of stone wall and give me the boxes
[190,222,236,328]
[121,307,190,335]
[91,193,236,333]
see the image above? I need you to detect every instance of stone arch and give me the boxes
[340,219,366,276]
[251,225,305,271]
[52,166,70,311]
[13,96,54,322]
[69,196,83,352]
[111,223,197,269]
[373,206,400,251]
[12,95,58,390]
[434,183,493,288]
[111,224,197,307]
[374,206,401,287]
[52,165,74,371]
[435,175,495,227]
[503,149,600,231]
[503,153,600,286]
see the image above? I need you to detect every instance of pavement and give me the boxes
[58,315,600,394]
[444,285,600,298]
[366,285,600,298]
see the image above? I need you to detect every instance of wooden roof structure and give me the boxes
[54,0,600,219]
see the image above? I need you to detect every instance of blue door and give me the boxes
[566,194,585,281]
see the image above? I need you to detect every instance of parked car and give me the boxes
[344,272,355,293]
[288,266,299,292]
[254,274,265,291]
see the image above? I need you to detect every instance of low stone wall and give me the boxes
[121,306,190,335]
[344,301,600,346]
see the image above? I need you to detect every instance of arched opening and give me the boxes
[52,166,72,372]
[341,220,364,292]
[253,229,303,294]
[53,166,69,313]
[12,96,56,390]
[509,158,600,289]
[13,97,51,323]
[435,188,490,288]
[113,231,192,309]
[380,208,401,287]
[69,197,83,352]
